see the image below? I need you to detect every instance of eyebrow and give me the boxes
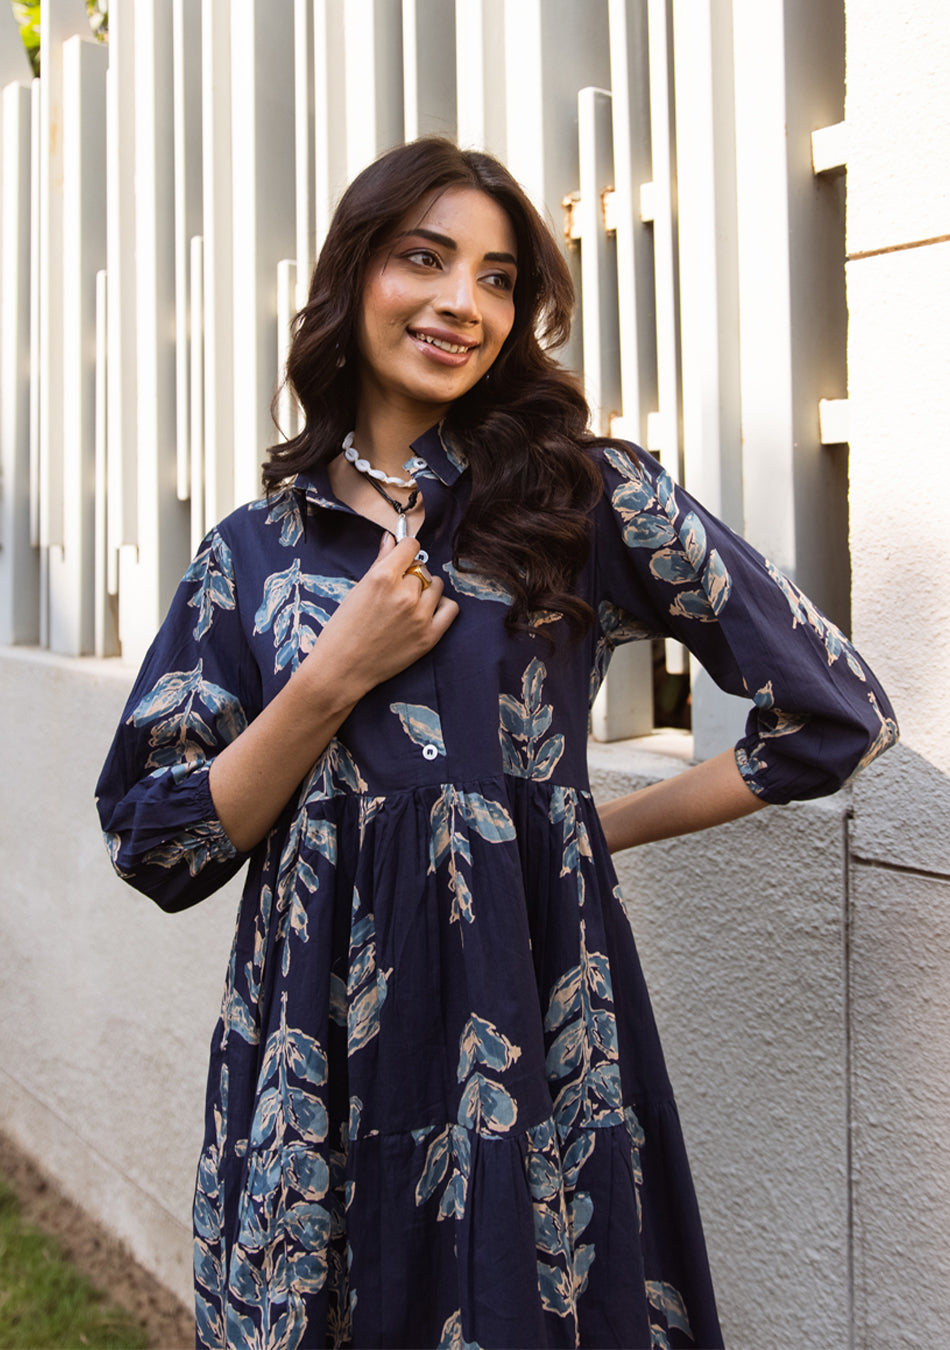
[396,227,518,268]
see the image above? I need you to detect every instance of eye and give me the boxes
[404,248,441,269]
[483,270,515,292]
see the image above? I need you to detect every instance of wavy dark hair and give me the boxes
[264,137,609,636]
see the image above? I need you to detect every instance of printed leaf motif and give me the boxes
[679,511,707,570]
[703,549,731,614]
[300,739,368,804]
[442,560,512,605]
[668,589,715,621]
[438,1309,482,1350]
[457,1015,522,1081]
[253,559,354,673]
[499,657,565,781]
[346,892,392,1056]
[185,531,237,639]
[765,559,867,678]
[524,1118,585,1323]
[548,787,593,889]
[649,547,696,585]
[250,993,328,1151]
[428,787,515,925]
[414,1124,471,1221]
[458,1071,518,1133]
[646,1280,694,1339]
[390,702,446,756]
[546,921,623,1136]
[253,490,305,547]
[619,514,678,550]
[128,662,248,770]
[856,690,900,774]
[455,1015,521,1135]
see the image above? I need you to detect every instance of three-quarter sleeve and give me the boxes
[594,444,898,803]
[96,526,261,911]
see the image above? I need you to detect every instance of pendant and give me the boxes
[395,514,408,540]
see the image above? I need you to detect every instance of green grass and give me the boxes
[0,1177,149,1350]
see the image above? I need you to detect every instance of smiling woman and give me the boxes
[95,136,898,1350]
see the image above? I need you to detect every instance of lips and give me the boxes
[409,328,478,356]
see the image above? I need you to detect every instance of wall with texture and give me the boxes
[845,2,950,1343]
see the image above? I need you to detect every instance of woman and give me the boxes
[97,138,897,1350]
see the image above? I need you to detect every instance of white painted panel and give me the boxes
[607,0,657,449]
[403,0,456,141]
[29,79,41,557]
[343,0,404,178]
[670,0,741,526]
[732,0,849,631]
[313,0,349,248]
[173,0,203,504]
[132,0,188,644]
[294,0,316,306]
[0,81,38,643]
[455,0,506,158]
[645,0,681,478]
[93,268,118,656]
[51,34,107,656]
[276,258,299,444]
[0,2,32,85]
[504,0,612,375]
[731,0,795,571]
[200,0,234,530]
[577,87,620,434]
[231,0,296,507]
[189,235,205,554]
[38,0,92,554]
[105,1,138,594]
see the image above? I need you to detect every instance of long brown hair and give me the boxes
[264,137,605,636]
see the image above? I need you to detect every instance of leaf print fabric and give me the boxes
[96,425,897,1348]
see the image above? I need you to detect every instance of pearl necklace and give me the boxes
[343,432,427,540]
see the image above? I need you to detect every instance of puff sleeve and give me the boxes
[95,525,262,911]
[593,444,898,803]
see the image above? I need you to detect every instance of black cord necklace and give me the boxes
[362,472,420,539]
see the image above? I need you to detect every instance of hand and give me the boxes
[304,533,458,699]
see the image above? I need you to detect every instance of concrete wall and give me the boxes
[844,2,950,1344]
[0,648,239,1305]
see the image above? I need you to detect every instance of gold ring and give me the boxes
[404,562,432,591]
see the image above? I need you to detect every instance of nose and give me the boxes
[436,265,481,324]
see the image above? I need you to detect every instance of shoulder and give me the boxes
[211,488,308,555]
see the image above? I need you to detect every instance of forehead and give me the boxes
[394,186,518,258]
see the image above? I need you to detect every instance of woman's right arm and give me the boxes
[208,532,455,851]
[97,527,455,910]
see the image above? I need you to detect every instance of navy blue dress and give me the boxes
[96,429,897,1350]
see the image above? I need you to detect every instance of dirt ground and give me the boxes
[0,1132,195,1350]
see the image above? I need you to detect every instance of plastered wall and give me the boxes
[844,3,950,1343]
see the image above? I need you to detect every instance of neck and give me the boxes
[352,404,445,475]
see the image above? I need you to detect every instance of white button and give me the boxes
[414,548,429,564]
[422,744,439,761]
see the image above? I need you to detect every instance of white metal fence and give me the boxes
[0,0,849,754]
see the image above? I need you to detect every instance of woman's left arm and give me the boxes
[597,749,766,853]
[592,444,899,836]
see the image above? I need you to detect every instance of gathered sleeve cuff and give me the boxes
[592,444,899,805]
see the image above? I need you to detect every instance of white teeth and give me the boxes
[414,332,469,354]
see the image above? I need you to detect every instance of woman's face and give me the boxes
[355,186,518,427]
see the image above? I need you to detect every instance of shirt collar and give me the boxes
[289,420,468,511]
